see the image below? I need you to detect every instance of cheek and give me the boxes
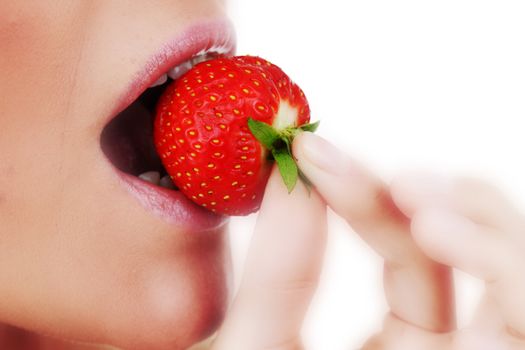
[0,2,91,88]
[0,2,91,212]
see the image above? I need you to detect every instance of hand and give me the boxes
[293,132,525,349]
[196,168,327,350]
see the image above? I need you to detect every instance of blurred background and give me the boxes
[229,1,525,349]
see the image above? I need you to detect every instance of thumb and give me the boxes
[212,168,327,350]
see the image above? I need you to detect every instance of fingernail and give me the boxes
[299,132,350,175]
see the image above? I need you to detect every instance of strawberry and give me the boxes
[154,56,318,216]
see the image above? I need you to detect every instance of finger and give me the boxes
[362,314,452,350]
[212,167,327,350]
[293,132,415,262]
[392,172,525,337]
[293,132,455,333]
[452,329,525,350]
[410,208,525,337]
[411,209,508,280]
[391,173,523,230]
[452,331,509,350]
[469,295,505,333]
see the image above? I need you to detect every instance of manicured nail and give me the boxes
[299,132,351,175]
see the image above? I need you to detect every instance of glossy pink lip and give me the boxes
[106,19,236,232]
[120,173,228,232]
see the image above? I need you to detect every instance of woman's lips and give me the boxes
[105,19,235,232]
[119,172,228,232]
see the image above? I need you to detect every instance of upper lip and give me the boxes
[110,18,237,126]
[103,19,236,232]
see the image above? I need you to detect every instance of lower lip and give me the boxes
[118,170,228,232]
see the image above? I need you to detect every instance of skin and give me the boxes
[2,1,524,350]
[0,1,233,349]
[0,3,326,349]
[292,132,525,350]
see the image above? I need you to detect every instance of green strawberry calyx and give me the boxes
[247,118,320,193]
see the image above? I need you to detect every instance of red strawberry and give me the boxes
[154,56,318,216]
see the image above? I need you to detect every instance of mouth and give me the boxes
[100,21,235,232]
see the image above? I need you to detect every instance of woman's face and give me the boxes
[0,1,234,349]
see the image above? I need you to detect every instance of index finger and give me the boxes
[292,132,455,333]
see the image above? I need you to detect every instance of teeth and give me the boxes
[149,74,168,88]
[168,60,194,80]
[196,44,230,56]
[138,171,160,185]
[150,50,222,88]
[165,51,221,81]
[159,175,177,190]
[191,53,213,65]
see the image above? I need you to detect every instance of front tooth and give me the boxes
[191,54,209,65]
[168,60,193,80]
[159,175,177,190]
[196,44,230,57]
[150,74,167,88]
[139,171,161,185]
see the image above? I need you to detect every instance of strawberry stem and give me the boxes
[247,118,319,193]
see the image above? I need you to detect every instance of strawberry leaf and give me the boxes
[272,148,298,193]
[282,136,293,155]
[248,118,280,150]
[299,121,320,133]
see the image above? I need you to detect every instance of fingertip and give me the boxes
[291,130,307,160]
[263,164,321,206]
[293,132,352,176]
[291,132,320,183]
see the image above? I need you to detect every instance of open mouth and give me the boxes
[100,51,222,190]
[98,21,235,231]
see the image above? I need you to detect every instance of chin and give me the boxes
[95,227,232,350]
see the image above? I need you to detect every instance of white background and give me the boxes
[229,1,525,349]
